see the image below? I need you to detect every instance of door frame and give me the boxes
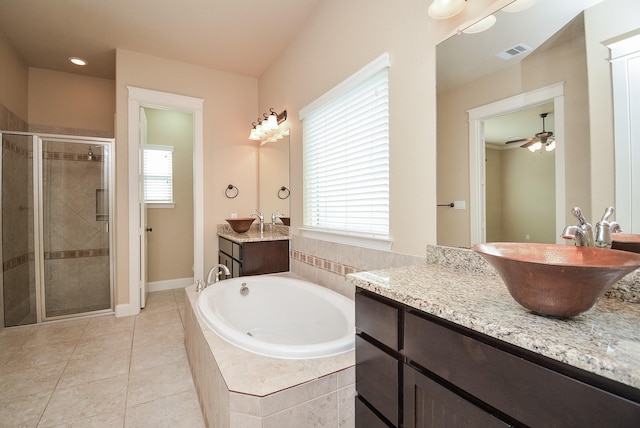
[468,83,566,245]
[126,87,204,315]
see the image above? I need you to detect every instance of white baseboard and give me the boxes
[115,303,139,318]
[147,277,194,292]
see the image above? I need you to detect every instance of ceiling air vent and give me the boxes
[496,43,532,60]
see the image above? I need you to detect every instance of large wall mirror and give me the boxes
[258,133,290,223]
[436,0,640,247]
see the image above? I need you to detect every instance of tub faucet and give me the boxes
[561,206,622,248]
[206,264,231,287]
[252,210,264,233]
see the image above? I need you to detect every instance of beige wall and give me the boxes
[437,18,589,247]
[0,29,28,127]
[144,108,194,282]
[257,0,510,257]
[115,49,258,306]
[28,68,115,135]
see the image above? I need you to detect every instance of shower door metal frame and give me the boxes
[1,131,115,326]
[36,134,116,322]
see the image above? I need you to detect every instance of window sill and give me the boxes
[147,203,175,209]
[299,227,392,251]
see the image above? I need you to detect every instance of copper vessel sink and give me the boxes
[225,217,255,233]
[472,243,640,317]
[280,217,290,226]
[611,233,640,254]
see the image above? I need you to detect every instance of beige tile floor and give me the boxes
[0,289,205,428]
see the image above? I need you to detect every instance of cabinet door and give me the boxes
[241,240,289,275]
[218,252,233,276]
[404,365,509,428]
[355,396,392,428]
[356,336,399,427]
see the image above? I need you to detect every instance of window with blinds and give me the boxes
[143,145,174,204]
[301,56,389,240]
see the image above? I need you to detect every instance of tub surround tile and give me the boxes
[184,284,355,426]
[348,253,640,390]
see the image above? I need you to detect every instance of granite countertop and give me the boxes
[217,223,290,243]
[347,250,640,390]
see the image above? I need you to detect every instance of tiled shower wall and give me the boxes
[42,143,110,317]
[2,135,36,326]
[289,235,426,299]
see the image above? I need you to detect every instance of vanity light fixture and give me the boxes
[428,0,466,19]
[68,57,87,66]
[248,108,288,144]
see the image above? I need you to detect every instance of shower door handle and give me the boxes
[146,227,153,232]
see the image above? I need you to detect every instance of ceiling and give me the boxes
[0,0,322,80]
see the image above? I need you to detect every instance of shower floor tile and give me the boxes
[0,288,205,428]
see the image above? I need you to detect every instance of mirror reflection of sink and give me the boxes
[472,242,640,318]
[280,217,290,226]
[225,217,255,233]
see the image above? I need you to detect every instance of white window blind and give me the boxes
[143,145,173,203]
[301,62,389,239]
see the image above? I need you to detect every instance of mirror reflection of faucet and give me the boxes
[561,206,622,248]
[252,210,264,233]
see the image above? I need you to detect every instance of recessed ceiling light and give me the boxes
[69,57,87,66]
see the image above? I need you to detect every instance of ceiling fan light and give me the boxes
[545,140,556,151]
[428,0,466,19]
[462,14,496,34]
[528,141,542,152]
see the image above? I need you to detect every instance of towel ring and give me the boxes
[225,184,239,199]
[278,186,290,200]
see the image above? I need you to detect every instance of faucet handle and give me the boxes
[195,279,204,292]
[600,206,614,223]
[571,207,588,226]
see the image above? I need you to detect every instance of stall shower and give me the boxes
[1,132,114,327]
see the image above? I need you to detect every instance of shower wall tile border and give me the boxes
[3,248,109,272]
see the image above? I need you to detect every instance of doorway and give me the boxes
[125,87,204,315]
[468,83,566,245]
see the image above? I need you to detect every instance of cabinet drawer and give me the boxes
[356,335,399,427]
[404,365,509,428]
[355,396,392,428]
[355,291,400,351]
[219,237,235,257]
[404,311,640,427]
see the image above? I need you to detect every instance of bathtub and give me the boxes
[196,274,355,359]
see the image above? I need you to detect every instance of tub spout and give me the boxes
[206,264,231,287]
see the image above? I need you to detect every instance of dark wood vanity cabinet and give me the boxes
[218,236,289,277]
[355,288,640,428]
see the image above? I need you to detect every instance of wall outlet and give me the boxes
[453,200,466,210]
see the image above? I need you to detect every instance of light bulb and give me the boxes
[528,141,543,152]
[249,128,260,141]
[267,113,278,129]
[428,0,466,19]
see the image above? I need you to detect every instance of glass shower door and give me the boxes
[1,133,37,327]
[41,139,112,319]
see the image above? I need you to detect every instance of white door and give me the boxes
[610,34,640,233]
[139,108,148,308]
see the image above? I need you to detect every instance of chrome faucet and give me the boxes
[561,206,621,248]
[271,212,284,225]
[205,264,231,287]
[252,210,264,233]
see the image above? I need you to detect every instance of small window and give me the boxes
[300,54,390,247]
[143,145,173,204]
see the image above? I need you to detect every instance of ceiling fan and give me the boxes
[505,112,555,151]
